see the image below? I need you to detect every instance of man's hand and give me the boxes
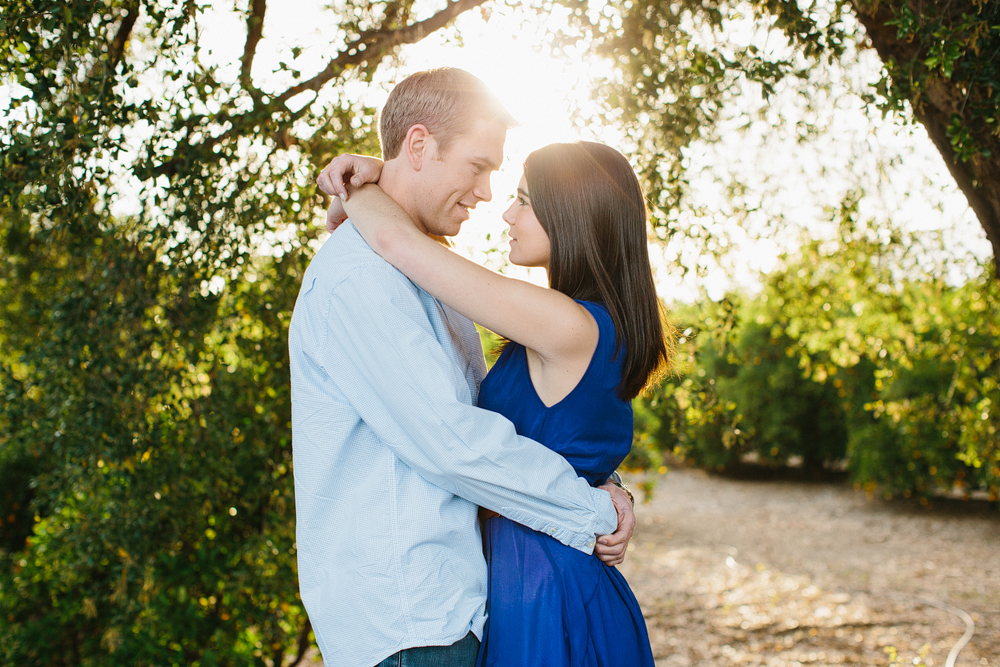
[594,482,635,566]
[316,154,384,200]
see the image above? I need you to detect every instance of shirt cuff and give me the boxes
[589,486,619,535]
[543,488,618,554]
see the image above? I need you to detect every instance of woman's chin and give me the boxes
[507,255,549,273]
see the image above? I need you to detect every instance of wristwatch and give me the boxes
[607,471,634,506]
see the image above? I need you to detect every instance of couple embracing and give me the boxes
[289,67,672,667]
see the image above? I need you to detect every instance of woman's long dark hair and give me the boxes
[524,142,674,400]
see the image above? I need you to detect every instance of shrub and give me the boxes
[635,211,999,505]
[0,217,311,666]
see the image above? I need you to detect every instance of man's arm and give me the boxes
[310,258,618,553]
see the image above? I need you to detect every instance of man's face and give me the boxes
[412,118,506,237]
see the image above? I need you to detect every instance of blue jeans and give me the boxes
[374,632,479,667]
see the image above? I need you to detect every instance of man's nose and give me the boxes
[474,176,492,203]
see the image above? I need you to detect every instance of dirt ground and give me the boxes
[619,467,1000,667]
[305,467,999,666]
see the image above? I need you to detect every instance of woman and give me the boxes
[321,142,672,667]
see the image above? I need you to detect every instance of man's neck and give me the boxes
[378,159,451,246]
[378,160,424,231]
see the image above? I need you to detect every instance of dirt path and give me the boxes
[619,468,1000,666]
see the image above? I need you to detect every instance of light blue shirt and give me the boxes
[289,222,618,667]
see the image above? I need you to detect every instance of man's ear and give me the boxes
[402,124,433,171]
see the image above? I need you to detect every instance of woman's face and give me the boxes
[502,176,551,270]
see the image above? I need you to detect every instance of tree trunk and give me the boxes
[850,0,1000,278]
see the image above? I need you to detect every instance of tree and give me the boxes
[0,1,489,664]
[566,0,1000,276]
[849,0,1000,277]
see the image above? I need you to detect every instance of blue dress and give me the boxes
[475,301,655,667]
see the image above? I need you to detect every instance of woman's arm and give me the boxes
[343,184,598,366]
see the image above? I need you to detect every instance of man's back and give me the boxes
[289,223,489,667]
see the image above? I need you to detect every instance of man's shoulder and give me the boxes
[291,223,428,350]
[307,222,411,293]
[310,222,380,275]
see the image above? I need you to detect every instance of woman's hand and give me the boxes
[317,154,385,233]
[316,154,384,200]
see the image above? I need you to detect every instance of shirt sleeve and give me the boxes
[312,261,618,553]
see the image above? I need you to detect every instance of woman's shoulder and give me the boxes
[574,298,607,314]
[574,300,621,351]
[571,300,625,391]
[574,300,613,331]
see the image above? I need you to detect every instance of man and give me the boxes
[289,68,634,667]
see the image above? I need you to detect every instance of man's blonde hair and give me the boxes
[378,68,517,160]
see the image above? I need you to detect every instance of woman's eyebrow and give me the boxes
[517,187,531,199]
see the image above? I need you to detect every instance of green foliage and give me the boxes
[0,208,310,665]
[872,0,1000,163]
[0,1,472,664]
[634,200,999,504]
[638,297,850,473]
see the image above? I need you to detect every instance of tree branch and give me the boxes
[851,0,1000,278]
[286,619,312,667]
[107,2,141,75]
[241,0,266,96]
[273,0,490,105]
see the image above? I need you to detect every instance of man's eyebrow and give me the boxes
[473,155,502,171]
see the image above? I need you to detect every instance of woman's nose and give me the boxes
[502,203,515,225]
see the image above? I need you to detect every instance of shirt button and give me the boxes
[547,527,556,535]
[586,540,595,549]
